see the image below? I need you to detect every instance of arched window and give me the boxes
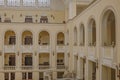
[57,32,65,45]
[80,24,85,46]
[74,27,77,45]
[102,10,115,46]
[39,31,50,45]
[22,31,33,45]
[88,19,96,46]
[4,30,16,45]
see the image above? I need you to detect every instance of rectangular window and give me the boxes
[9,55,15,66]
[5,73,9,80]
[25,16,33,23]
[7,0,20,6]
[11,73,15,80]
[23,0,35,6]
[0,0,4,5]
[22,73,27,79]
[24,36,32,45]
[9,36,16,45]
[25,56,32,66]
[40,16,48,23]
[28,72,32,79]
[38,0,50,7]
[4,18,11,23]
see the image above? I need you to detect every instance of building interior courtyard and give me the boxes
[0,0,119,80]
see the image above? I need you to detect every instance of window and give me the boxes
[22,73,27,79]
[28,72,32,79]
[38,0,50,7]
[24,36,32,45]
[57,72,64,78]
[23,0,35,6]
[7,0,20,6]
[11,73,15,80]
[22,72,32,80]
[0,0,4,5]
[5,73,15,80]
[25,56,32,66]
[4,18,11,23]
[40,16,48,23]
[102,10,116,46]
[5,73,9,80]
[9,36,16,45]
[9,55,15,66]
[25,16,33,23]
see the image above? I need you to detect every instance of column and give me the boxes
[68,0,76,19]
[77,57,80,79]
[33,72,39,80]
[16,72,22,80]
[0,72,4,80]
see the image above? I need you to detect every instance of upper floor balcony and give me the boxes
[4,30,16,53]
[101,46,116,66]
[57,53,65,69]
[21,53,33,70]
[4,53,16,70]
[38,31,50,53]
[88,45,96,59]
[39,53,50,69]
[56,32,65,53]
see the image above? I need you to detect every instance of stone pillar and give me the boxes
[16,72,22,80]
[0,73,4,80]
[33,72,39,80]
[68,0,76,19]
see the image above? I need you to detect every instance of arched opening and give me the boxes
[80,24,85,46]
[39,31,50,45]
[22,30,33,45]
[4,30,16,45]
[57,32,65,45]
[74,27,77,45]
[102,10,116,47]
[88,19,96,46]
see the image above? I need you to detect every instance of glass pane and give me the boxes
[7,0,20,6]
[28,72,32,79]
[0,0,4,5]
[22,73,26,79]
[23,0,35,6]
[5,73,9,80]
[38,0,50,7]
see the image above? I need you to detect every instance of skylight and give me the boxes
[23,0,35,6]
[7,0,20,6]
[0,0,50,7]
